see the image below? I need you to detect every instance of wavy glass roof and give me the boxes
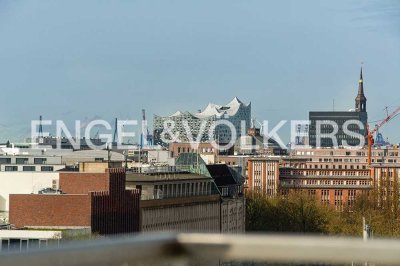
[165,97,250,119]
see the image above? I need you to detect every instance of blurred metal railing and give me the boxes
[1,233,400,265]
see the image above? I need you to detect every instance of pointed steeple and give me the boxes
[358,66,364,94]
[355,65,367,112]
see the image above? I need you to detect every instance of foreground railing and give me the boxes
[1,233,400,265]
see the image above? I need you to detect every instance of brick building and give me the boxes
[246,156,373,210]
[279,160,372,211]
[247,158,280,197]
[280,147,399,210]
[371,165,400,208]
[9,169,140,235]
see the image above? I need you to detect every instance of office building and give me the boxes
[309,68,368,147]
[246,158,280,197]
[126,169,221,233]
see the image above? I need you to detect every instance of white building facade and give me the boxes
[0,172,59,221]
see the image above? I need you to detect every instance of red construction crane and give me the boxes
[367,106,400,165]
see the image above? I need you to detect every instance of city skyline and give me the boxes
[0,0,399,143]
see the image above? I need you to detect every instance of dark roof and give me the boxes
[57,167,79,172]
[206,164,238,187]
[175,153,206,166]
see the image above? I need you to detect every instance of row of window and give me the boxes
[283,179,370,186]
[0,158,48,165]
[4,166,54,172]
[281,169,370,176]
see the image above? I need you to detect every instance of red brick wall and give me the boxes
[91,189,140,235]
[60,172,109,194]
[9,194,91,228]
[90,168,141,234]
[9,169,141,234]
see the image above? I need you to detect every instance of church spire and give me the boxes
[355,65,367,112]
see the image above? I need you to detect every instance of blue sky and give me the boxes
[0,0,399,143]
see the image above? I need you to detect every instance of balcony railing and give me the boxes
[1,233,400,265]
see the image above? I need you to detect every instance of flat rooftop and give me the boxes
[126,172,211,182]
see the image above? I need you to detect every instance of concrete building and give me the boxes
[0,147,125,167]
[291,146,399,167]
[126,170,221,233]
[206,164,245,233]
[36,136,106,150]
[309,68,368,147]
[0,230,62,252]
[147,150,170,164]
[234,127,287,156]
[78,161,123,173]
[154,97,251,146]
[168,142,218,158]
[174,153,246,233]
[9,169,140,235]
[0,155,65,172]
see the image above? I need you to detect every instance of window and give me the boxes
[0,158,11,164]
[41,166,54,172]
[334,190,343,211]
[34,158,47,164]
[23,166,36,171]
[5,166,17,171]
[348,190,356,208]
[16,158,29,164]
[321,190,330,205]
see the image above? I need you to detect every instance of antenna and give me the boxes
[333,99,335,112]
[107,143,111,168]
[38,115,43,139]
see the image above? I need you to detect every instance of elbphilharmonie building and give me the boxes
[153,97,251,146]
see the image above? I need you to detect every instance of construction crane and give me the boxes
[367,106,400,165]
[112,118,118,144]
